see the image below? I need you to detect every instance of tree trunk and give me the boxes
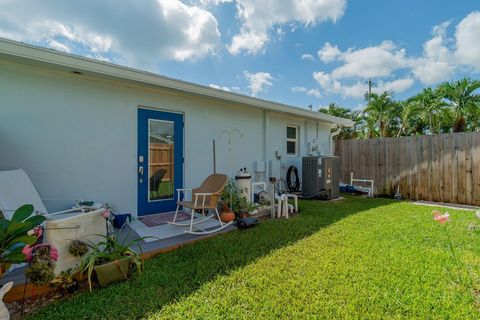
[453,116,466,133]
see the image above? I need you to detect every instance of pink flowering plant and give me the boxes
[0,204,45,273]
[431,209,474,286]
[25,243,58,286]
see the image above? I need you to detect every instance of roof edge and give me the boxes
[0,37,354,127]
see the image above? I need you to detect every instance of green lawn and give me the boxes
[150,181,173,200]
[31,196,480,319]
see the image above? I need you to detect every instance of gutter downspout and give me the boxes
[329,125,342,156]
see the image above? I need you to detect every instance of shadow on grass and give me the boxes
[30,196,395,320]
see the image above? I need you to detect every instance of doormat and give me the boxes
[139,212,192,227]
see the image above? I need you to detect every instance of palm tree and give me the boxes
[396,99,421,137]
[438,78,480,132]
[410,87,447,134]
[318,103,351,119]
[318,103,363,139]
[363,91,397,138]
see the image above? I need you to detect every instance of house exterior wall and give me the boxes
[0,60,333,215]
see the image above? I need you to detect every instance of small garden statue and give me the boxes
[0,281,13,320]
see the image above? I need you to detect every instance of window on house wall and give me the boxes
[286,125,298,155]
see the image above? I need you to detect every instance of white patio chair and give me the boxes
[0,169,107,274]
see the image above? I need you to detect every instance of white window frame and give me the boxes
[286,125,299,156]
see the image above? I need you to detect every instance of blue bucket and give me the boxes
[112,213,132,229]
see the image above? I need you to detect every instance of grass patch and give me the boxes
[30,196,480,319]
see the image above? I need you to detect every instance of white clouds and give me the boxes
[244,71,274,96]
[412,13,480,83]
[311,11,480,99]
[209,84,231,91]
[455,11,480,70]
[301,54,315,61]
[199,0,233,5]
[47,39,71,53]
[227,0,346,55]
[0,0,221,66]
[312,41,412,98]
[291,86,321,98]
[411,60,454,85]
[410,21,455,84]
[330,41,408,79]
[313,71,414,99]
[378,78,414,93]
[208,84,241,92]
[317,42,341,63]
[307,88,321,98]
[291,86,308,93]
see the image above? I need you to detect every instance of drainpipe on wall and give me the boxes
[329,125,342,156]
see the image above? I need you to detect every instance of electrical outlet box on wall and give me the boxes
[268,160,281,179]
[254,161,266,173]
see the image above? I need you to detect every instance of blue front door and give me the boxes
[138,108,183,216]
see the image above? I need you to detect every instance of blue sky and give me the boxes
[0,0,479,110]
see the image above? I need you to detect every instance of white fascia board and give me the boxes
[0,37,354,127]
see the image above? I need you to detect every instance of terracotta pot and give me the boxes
[220,211,235,223]
[238,212,249,219]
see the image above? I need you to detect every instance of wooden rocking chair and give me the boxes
[169,174,232,234]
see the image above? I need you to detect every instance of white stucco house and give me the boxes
[0,38,353,217]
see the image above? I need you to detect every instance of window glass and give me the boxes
[287,126,297,139]
[287,141,296,155]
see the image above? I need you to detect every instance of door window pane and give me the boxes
[148,120,174,201]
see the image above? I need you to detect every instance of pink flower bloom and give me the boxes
[22,245,33,262]
[32,226,43,239]
[50,245,59,261]
[433,211,450,224]
[102,209,110,219]
[432,210,442,219]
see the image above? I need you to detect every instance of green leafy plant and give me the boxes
[79,234,148,291]
[220,179,256,216]
[0,204,46,271]
[236,194,257,215]
[51,269,79,293]
[25,244,57,286]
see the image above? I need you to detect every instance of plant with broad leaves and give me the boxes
[0,204,46,272]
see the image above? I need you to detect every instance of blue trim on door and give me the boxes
[138,108,183,216]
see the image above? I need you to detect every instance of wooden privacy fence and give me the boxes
[335,132,480,206]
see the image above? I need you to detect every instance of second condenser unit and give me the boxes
[302,156,340,199]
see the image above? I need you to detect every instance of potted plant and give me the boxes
[79,234,147,290]
[219,203,235,223]
[24,244,58,286]
[220,180,257,218]
[69,240,88,257]
[0,204,46,277]
[236,196,257,218]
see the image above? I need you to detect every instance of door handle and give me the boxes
[138,166,144,183]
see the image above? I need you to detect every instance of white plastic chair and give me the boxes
[0,169,106,274]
